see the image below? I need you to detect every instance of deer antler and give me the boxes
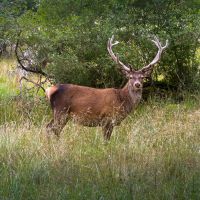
[141,36,168,73]
[107,35,131,72]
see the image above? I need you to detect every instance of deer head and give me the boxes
[107,35,168,91]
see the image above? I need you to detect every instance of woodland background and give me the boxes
[0,1,200,199]
[0,0,199,91]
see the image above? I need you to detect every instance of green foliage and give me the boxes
[0,0,199,90]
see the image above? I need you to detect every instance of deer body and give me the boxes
[46,81,142,139]
[46,36,168,140]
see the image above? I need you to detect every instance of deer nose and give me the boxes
[135,83,141,88]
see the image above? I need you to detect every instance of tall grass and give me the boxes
[0,58,200,199]
[0,58,49,125]
[0,98,199,199]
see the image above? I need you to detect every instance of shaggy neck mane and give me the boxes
[120,81,142,113]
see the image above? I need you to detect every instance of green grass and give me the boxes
[0,58,49,125]
[0,58,18,98]
[0,99,199,200]
[0,58,200,199]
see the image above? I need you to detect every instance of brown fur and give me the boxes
[46,36,168,140]
[46,77,142,140]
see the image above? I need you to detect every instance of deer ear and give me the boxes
[120,64,136,78]
[142,67,153,77]
[121,69,130,78]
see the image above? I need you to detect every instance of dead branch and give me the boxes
[19,76,46,96]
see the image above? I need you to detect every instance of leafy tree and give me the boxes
[0,0,199,91]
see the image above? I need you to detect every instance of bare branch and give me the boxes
[19,76,45,96]
[15,32,48,77]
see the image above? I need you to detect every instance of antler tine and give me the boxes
[109,35,119,46]
[163,39,169,50]
[107,35,130,72]
[151,36,161,49]
[152,36,169,51]
[141,36,168,72]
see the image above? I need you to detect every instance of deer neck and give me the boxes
[121,82,142,113]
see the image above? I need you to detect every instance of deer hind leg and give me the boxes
[102,122,113,140]
[46,110,69,137]
[46,119,54,133]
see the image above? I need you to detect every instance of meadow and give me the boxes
[0,58,200,200]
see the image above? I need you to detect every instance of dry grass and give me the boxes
[0,98,200,200]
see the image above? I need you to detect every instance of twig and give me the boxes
[19,76,45,96]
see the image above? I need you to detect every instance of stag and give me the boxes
[46,36,168,140]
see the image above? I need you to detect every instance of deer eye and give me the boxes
[140,75,145,79]
[129,75,133,79]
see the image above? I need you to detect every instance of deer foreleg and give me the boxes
[46,112,68,137]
